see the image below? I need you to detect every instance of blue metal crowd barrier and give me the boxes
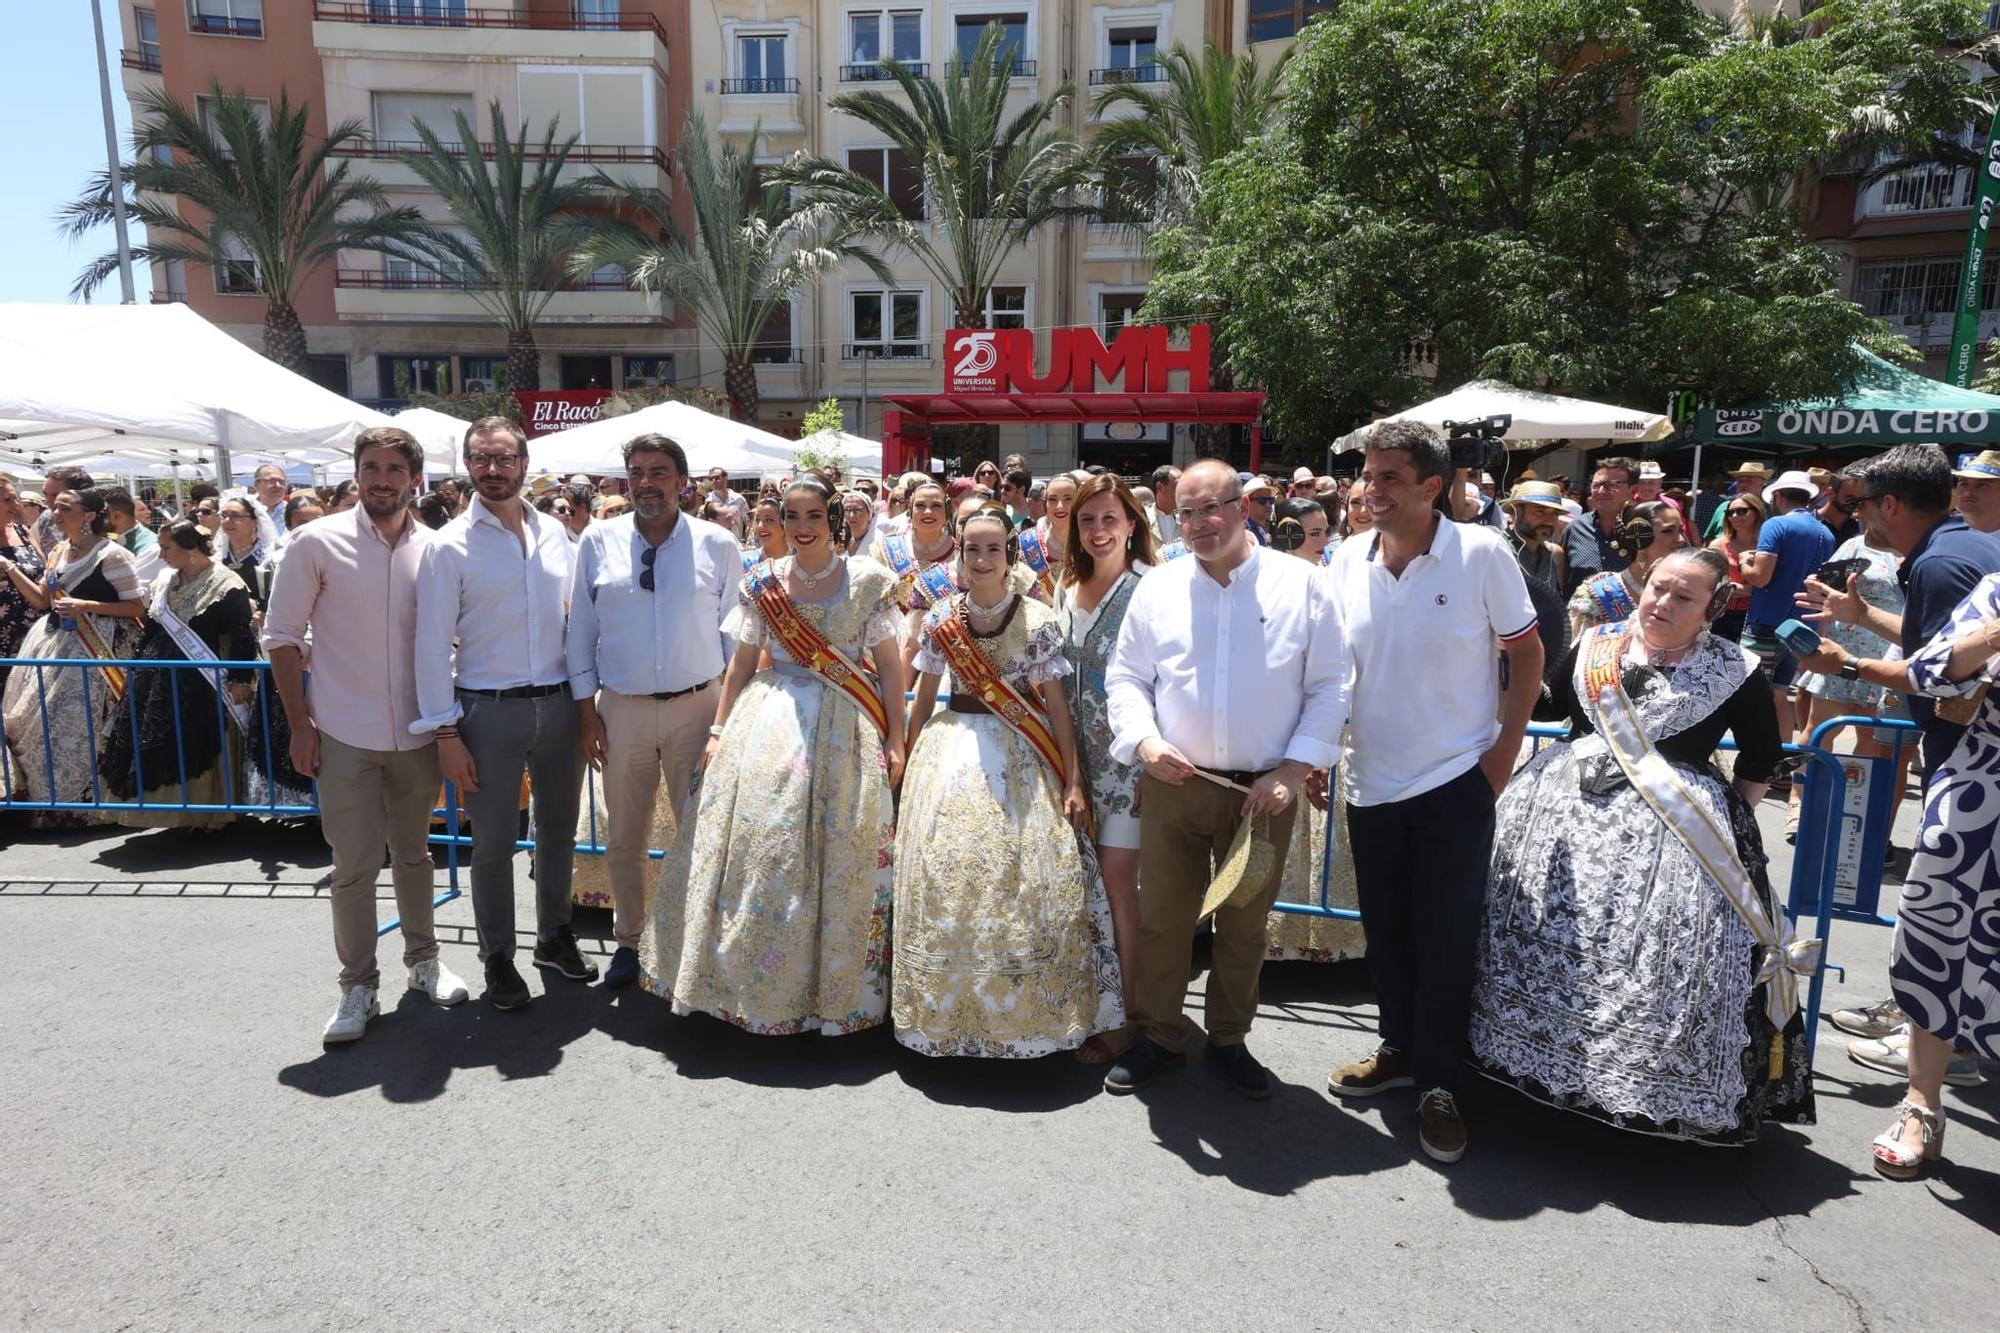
[4,658,1918,1057]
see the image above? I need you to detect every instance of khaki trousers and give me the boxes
[597,684,715,949]
[317,733,442,992]
[1135,773,1298,1050]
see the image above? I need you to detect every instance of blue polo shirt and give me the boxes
[1899,514,2000,773]
[1747,506,1835,625]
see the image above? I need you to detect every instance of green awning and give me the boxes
[1690,346,2000,447]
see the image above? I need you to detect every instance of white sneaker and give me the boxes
[408,958,469,1007]
[1829,997,1904,1040]
[1847,1026,1987,1088]
[322,985,379,1044]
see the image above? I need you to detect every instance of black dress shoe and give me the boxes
[532,927,600,982]
[1103,1037,1186,1095]
[1205,1040,1273,1100]
[601,945,640,989]
[484,956,532,1011]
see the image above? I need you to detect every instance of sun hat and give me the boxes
[1762,469,1821,503]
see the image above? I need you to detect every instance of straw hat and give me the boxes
[1951,449,2000,480]
[1729,460,1773,482]
[1504,480,1582,517]
[1638,461,1665,482]
[1763,469,1821,503]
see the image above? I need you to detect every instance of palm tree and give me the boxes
[1088,39,1291,234]
[778,23,1097,330]
[569,113,894,422]
[387,104,604,391]
[59,81,425,370]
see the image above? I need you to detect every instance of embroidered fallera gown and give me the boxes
[641,556,901,1035]
[891,594,1124,1057]
[1470,628,1815,1143]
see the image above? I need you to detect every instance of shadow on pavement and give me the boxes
[90,820,333,879]
[892,1043,1109,1113]
[645,1011,900,1090]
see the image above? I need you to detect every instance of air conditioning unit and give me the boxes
[463,377,497,393]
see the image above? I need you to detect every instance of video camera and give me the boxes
[1442,414,1511,478]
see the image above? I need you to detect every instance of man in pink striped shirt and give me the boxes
[263,426,470,1045]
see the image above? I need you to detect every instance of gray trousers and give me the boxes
[456,689,581,961]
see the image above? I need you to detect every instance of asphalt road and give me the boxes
[1,797,1995,1331]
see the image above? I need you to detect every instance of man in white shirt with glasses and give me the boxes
[1103,459,1350,1101]
[568,433,740,989]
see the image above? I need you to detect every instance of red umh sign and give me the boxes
[945,324,1211,394]
[516,390,613,438]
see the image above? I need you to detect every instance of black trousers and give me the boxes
[1345,763,1497,1091]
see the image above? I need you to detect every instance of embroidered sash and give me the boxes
[1017,527,1056,599]
[1160,541,1188,562]
[883,530,959,610]
[925,598,1068,789]
[150,574,252,735]
[47,542,127,701]
[911,561,956,609]
[739,547,759,573]
[744,561,889,738]
[1580,624,1821,1035]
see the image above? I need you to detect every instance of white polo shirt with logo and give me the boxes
[1328,515,1539,807]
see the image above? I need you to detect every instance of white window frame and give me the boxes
[187,0,262,37]
[1092,285,1149,339]
[1093,5,1169,73]
[982,283,1031,330]
[844,140,928,221]
[720,20,802,91]
[213,235,259,295]
[946,2,1036,75]
[195,93,271,160]
[844,284,931,360]
[370,90,477,151]
[516,64,658,151]
[135,8,162,60]
[840,5,930,78]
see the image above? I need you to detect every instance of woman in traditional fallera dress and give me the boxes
[100,522,258,831]
[1568,501,1684,640]
[642,478,906,1035]
[1054,475,1157,1059]
[894,504,1123,1057]
[0,486,146,812]
[871,479,957,668]
[1262,499,1368,963]
[1472,548,1815,1144]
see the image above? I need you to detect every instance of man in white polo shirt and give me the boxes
[1103,458,1349,1100]
[1324,422,1543,1165]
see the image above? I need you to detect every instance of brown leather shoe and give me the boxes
[1418,1088,1467,1164]
[1326,1044,1415,1098]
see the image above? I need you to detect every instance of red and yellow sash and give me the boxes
[926,600,1067,788]
[746,561,888,739]
[47,542,127,701]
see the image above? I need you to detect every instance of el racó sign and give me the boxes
[516,390,613,438]
[946,324,1212,394]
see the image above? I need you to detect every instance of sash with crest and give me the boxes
[739,547,759,574]
[1578,623,1820,1048]
[1017,527,1056,599]
[924,598,1068,790]
[1160,541,1188,562]
[1583,571,1637,625]
[46,541,128,701]
[744,561,888,738]
[149,573,252,735]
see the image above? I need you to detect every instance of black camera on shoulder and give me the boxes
[1443,414,1511,477]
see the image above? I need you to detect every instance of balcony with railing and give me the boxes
[311,3,668,57]
[190,14,262,37]
[839,61,928,83]
[332,267,669,322]
[944,59,1036,79]
[720,78,800,95]
[326,139,670,192]
[841,342,930,362]
[1854,161,1977,223]
[121,48,163,73]
[1088,65,1164,86]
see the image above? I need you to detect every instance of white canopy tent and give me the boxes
[319,408,468,480]
[1331,381,1673,455]
[794,428,884,477]
[526,400,798,478]
[0,302,390,481]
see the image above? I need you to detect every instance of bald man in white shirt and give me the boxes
[1103,459,1349,1100]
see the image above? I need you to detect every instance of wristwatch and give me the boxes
[1839,659,1861,681]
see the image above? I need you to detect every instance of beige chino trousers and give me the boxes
[596,685,714,949]
[316,733,443,992]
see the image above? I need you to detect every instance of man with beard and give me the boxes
[1501,480,1573,592]
[414,416,591,1010]
[567,434,740,988]
[264,426,470,1045]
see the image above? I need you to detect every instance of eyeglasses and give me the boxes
[193,506,219,516]
[1249,495,1276,506]
[550,504,572,517]
[220,511,249,522]
[467,452,522,471]
[1727,507,1753,517]
[1173,498,1240,525]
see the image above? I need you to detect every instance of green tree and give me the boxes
[1088,39,1292,234]
[800,396,848,436]
[569,113,890,422]
[778,23,1098,329]
[59,81,425,370]
[387,104,604,391]
[1143,0,1980,447]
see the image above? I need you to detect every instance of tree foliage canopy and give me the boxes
[1143,0,1985,448]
